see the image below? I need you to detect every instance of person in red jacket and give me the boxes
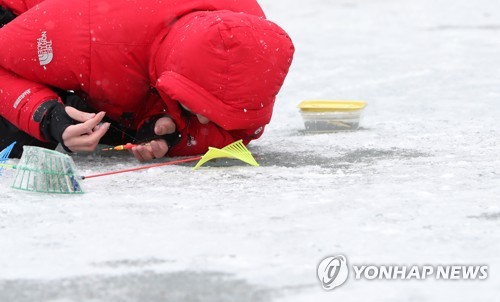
[0,0,294,161]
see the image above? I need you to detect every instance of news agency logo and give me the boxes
[317,255,489,291]
[317,255,349,290]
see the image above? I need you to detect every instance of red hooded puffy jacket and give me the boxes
[0,0,294,156]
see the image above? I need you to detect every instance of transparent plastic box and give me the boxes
[298,100,367,133]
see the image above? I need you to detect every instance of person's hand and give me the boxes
[130,116,176,162]
[62,108,110,152]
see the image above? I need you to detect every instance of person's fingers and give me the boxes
[130,140,167,162]
[131,145,154,162]
[77,123,110,151]
[154,117,176,135]
[62,124,90,141]
[89,122,110,142]
[65,106,96,122]
[82,111,106,131]
[150,140,168,159]
[63,122,110,152]
[62,111,106,139]
[130,147,146,162]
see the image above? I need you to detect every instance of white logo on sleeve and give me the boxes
[13,89,31,109]
[317,255,349,290]
[37,31,53,66]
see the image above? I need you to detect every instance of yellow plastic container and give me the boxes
[298,100,367,132]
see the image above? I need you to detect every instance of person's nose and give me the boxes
[196,114,210,124]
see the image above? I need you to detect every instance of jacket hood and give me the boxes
[153,10,294,130]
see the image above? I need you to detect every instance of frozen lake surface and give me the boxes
[1,0,499,301]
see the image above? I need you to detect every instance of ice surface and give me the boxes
[1,0,500,301]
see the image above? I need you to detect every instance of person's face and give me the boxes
[180,104,210,124]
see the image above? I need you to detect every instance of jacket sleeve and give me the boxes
[0,0,44,15]
[0,67,62,141]
[167,116,237,157]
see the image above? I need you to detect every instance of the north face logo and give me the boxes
[37,31,53,66]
